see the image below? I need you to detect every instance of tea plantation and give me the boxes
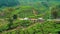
[0,0,60,34]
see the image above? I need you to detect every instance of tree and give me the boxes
[13,14,17,19]
[51,5,60,19]
[52,11,57,19]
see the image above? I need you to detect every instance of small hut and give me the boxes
[24,18,29,20]
[37,18,44,22]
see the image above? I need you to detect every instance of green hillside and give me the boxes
[0,0,60,34]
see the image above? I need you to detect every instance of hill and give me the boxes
[0,0,60,7]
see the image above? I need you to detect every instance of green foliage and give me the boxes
[8,18,13,29]
[0,20,8,31]
[19,20,33,27]
[0,24,8,32]
[0,21,60,34]
[0,1,60,34]
[51,5,60,19]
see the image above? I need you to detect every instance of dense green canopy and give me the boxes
[0,0,20,7]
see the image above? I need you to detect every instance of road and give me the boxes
[0,18,60,21]
[18,18,60,21]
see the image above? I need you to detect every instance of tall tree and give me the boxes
[51,5,60,19]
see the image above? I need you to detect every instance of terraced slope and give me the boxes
[0,1,60,34]
[0,21,60,34]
